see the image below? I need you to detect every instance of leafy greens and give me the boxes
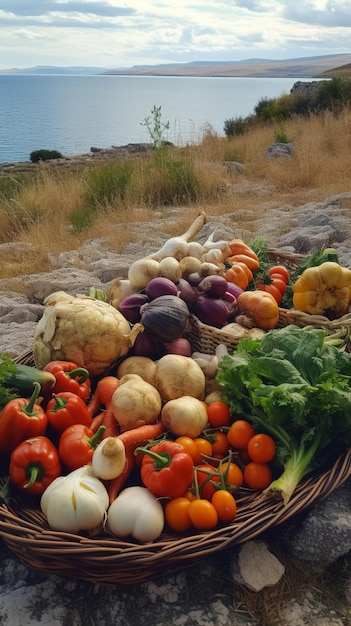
[216,325,351,505]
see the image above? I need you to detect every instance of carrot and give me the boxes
[90,410,105,432]
[101,405,119,439]
[87,375,120,416]
[107,421,165,504]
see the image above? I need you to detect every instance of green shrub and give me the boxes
[69,209,94,232]
[29,149,63,163]
[84,161,134,209]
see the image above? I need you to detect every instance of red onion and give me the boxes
[198,275,228,298]
[145,277,178,300]
[118,293,149,324]
[163,338,192,357]
[194,295,229,328]
[177,277,199,307]
[222,291,236,304]
[132,329,164,359]
[140,295,190,341]
[225,282,244,299]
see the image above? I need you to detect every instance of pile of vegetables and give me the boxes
[1,213,351,546]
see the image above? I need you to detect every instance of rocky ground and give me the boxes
[0,181,350,625]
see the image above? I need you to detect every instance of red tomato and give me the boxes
[247,433,276,463]
[206,401,231,428]
[227,419,255,450]
[196,464,220,500]
[244,462,273,490]
[268,265,290,283]
[211,431,230,458]
[256,281,283,305]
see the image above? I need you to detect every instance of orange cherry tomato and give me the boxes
[196,463,220,500]
[268,265,290,283]
[224,262,253,290]
[175,436,199,463]
[211,431,230,458]
[164,497,192,533]
[221,461,244,490]
[206,401,231,428]
[227,419,255,449]
[193,437,213,464]
[211,489,237,523]
[244,462,273,490]
[188,498,218,530]
[247,433,277,464]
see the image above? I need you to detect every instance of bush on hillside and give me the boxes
[223,77,351,137]
[30,149,63,163]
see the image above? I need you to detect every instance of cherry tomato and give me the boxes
[244,462,273,490]
[211,490,237,523]
[247,433,276,464]
[206,401,231,428]
[211,431,230,458]
[188,498,218,530]
[268,265,290,283]
[175,436,199,463]
[221,461,244,490]
[227,419,255,449]
[193,437,213,464]
[196,463,220,500]
[164,497,192,533]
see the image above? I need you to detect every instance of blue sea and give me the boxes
[0,74,315,164]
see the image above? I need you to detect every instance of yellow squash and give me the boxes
[293,261,351,317]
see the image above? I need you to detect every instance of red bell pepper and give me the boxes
[58,423,106,470]
[9,435,62,496]
[46,391,92,434]
[0,382,48,455]
[138,440,194,498]
[43,360,91,401]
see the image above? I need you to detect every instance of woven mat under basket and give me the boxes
[0,349,350,585]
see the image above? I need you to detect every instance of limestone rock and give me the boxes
[231,540,285,591]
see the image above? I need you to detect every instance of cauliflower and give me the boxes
[33,291,138,377]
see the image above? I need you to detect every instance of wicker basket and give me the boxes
[0,247,350,585]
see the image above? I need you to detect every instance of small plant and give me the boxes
[69,209,93,232]
[84,161,134,209]
[274,125,289,143]
[140,105,170,149]
[29,149,63,163]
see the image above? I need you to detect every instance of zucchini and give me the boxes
[3,363,56,393]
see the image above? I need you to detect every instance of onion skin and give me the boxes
[118,293,149,324]
[177,278,199,307]
[163,338,192,357]
[140,295,190,341]
[131,329,165,359]
[225,282,244,299]
[194,295,229,328]
[145,277,179,300]
[198,275,228,298]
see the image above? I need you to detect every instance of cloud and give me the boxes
[0,1,135,18]
[283,0,351,28]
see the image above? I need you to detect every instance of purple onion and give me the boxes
[177,277,199,307]
[225,282,244,299]
[132,329,165,359]
[163,337,192,357]
[118,293,150,324]
[198,275,228,298]
[222,291,236,304]
[145,277,178,300]
[194,295,229,328]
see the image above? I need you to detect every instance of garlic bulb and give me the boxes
[40,465,109,533]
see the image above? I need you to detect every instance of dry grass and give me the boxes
[1,108,351,281]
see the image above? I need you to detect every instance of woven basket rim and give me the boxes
[1,343,350,585]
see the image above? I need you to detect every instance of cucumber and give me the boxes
[3,363,56,393]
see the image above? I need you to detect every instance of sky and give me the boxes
[0,0,350,70]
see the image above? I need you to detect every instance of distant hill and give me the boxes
[318,63,351,79]
[1,54,351,78]
[103,54,351,78]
